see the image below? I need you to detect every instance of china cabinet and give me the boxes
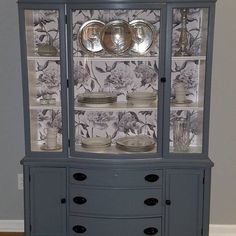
[18,0,216,235]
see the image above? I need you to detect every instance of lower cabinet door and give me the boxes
[70,216,162,236]
[29,167,66,236]
[165,169,204,236]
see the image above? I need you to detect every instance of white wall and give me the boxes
[209,0,236,224]
[0,0,235,225]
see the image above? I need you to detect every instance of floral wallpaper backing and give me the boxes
[74,59,159,102]
[172,8,208,56]
[30,109,62,144]
[75,110,157,146]
[32,10,60,54]
[34,59,61,102]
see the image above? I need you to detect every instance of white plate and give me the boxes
[116,135,155,152]
[40,144,62,151]
[171,99,193,106]
[127,92,156,99]
[81,137,112,149]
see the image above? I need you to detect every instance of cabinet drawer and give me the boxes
[70,168,162,188]
[70,187,162,217]
[70,216,162,236]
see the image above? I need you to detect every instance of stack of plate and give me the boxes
[81,137,112,149]
[116,135,155,152]
[78,92,117,107]
[127,92,157,107]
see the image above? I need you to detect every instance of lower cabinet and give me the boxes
[25,166,209,236]
[29,168,67,236]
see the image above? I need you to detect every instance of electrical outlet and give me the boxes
[17,174,23,190]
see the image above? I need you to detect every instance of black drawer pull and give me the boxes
[145,174,159,182]
[73,173,87,181]
[73,196,87,205]
[144,198,158,206]
[73,225,87,233]
[144,227,158,235]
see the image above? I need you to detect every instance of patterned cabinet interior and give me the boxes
[168,8,209,154]
[24,9,63,153]
[71,9,161,155]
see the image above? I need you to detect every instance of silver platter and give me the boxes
[78,92,117,105]
[78,20,105,53]
[116,135,155,152]
[101,20,133,55]
[129,20,156,54]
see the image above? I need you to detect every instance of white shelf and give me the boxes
[172,56,206,61]
[75,144,157,154]
[27,55,60,61]
[169,145,202,154]
[170,102,204,111]
[30,102,61,110]
[74,102,157,111]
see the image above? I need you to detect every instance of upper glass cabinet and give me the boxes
[168,7,209,155]
[23,8,66,154]
[19,2,214,158]
[69,8,162,155]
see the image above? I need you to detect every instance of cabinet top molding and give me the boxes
[18,0,217,4]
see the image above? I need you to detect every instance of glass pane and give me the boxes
[72,9,161,154]
[169,8,209,154]
[25,10,63,152]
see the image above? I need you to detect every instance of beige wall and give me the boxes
[0,0,235,225]
[209,0,236,224]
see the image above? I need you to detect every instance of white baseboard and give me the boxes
[0,220,24,232]
[209,224,236,236]
[0,221,235,235]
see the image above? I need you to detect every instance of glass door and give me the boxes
[69,7,163,157]
[21,7,67,155]
[166,6,210,155]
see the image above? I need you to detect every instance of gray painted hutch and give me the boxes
[18,0,216,235]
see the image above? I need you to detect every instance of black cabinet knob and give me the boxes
[144,198,158,206]
[144,227,158,235]
[165,200,171,205]
[73,173,87,181]
[73,225,87,234]
[160,77,166,83]
[60,198,66,204]
[73,196,87,205]
[145,174,159,182]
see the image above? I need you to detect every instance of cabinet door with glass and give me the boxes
[19,5,67,156]
[68,4,165,157]
[164,4,214,157]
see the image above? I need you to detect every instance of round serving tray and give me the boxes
[101,20,133,55]
[78,20,105,53]
[129,20,156,54]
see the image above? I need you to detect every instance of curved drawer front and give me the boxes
[70,216,162,236]
[70,168,162,188]
[70,187,162,217]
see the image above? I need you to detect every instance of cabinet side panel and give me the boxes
[166,169,204,236]
[30,167,66,236]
